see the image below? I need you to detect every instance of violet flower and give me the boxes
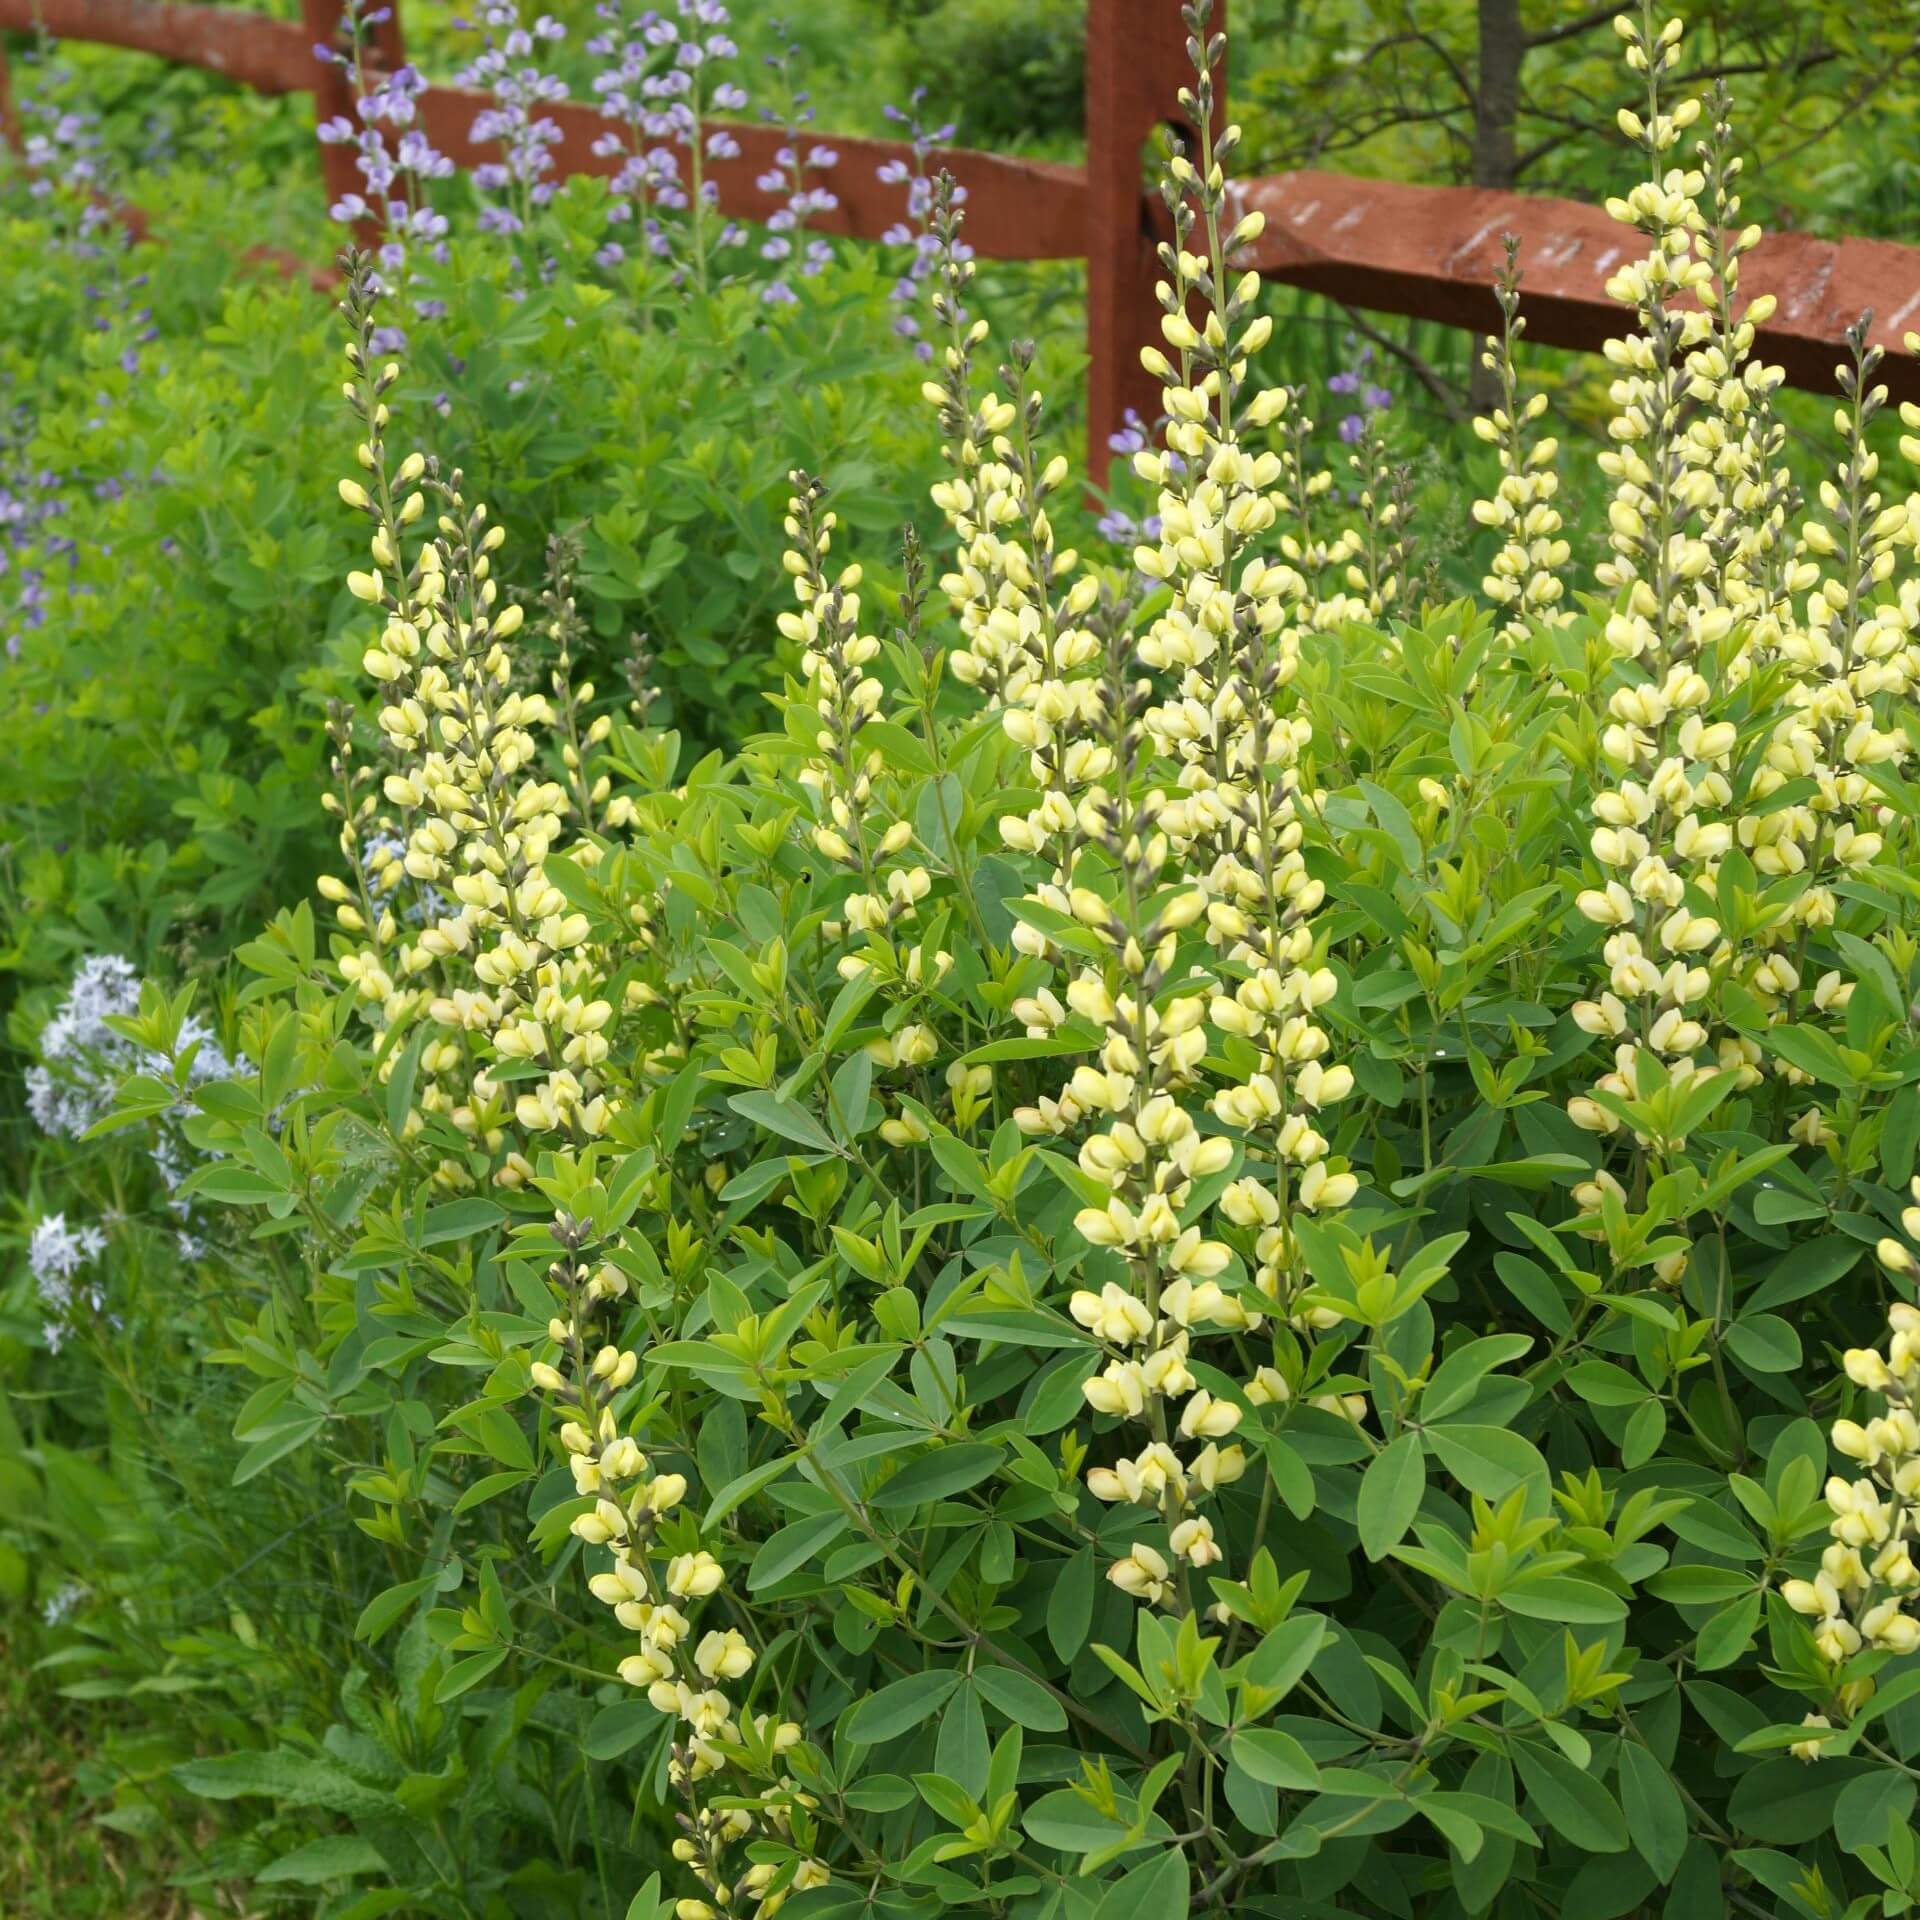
[4,36,117,244]
[585,0,746,288]
[0,412,69,666]
[1095,410,1167,551]
[753,27,839,304]
[314,2,453,332]
[877,90,960,358]
[1328,336,1392,443]
[456,1,570,239]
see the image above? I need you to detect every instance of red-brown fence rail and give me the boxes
[4,0,1920,482]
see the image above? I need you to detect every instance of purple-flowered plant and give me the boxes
[0,44,156,660]
[0,409,73,666]
[315,3,453,345]
[877,90,958,358]
[584,0,748,290]
[20,98,108,233]
[1327,335,1393,442]
[2,33,116,244]
[456,1,570,239]
[1095,408,1170,551]
[754,27,838,306]
[588,2,691,265]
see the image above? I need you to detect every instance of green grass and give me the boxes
[0,1628,228,1919]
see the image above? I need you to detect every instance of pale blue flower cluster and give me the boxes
[457,0,571,237]
[753,28,839,305]
[315,2,454,344]
[27,955,251,1274]
[27,1212,107,1352]
[586,1,748,273]
[1328,336,1392,443]
[876,91,958,356]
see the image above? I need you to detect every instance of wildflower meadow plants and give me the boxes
[298,0,950,745]
[0,12,951,1040]
[27,2,1920,1917]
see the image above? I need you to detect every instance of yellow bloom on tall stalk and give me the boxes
[779,472,971,1145]
[1686,82,1794,638]
[326,263,647,1189]
[1550,12,1920,1306]
[1564,12,1920,1224]
[1780,1303,1920,1756]
[325,258,826,1919]
[1271,390,1365,631]
[1743,318,1909,1148]
[782,473,910,912]
[1130,6,1356,1295]
[1471,237,1572,637]
[214,0,1920,1903]
[920,173,1110,914]
[541,1214,821,1916]
[1567,8,1775,1201]
[913,0,1359,1613]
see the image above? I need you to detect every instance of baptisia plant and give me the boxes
[153,4,1920,1916]
[300,0,936,755]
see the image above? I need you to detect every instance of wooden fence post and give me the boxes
[0,37,20,158]
[1083,0,1224,486]
[301,0,407,248]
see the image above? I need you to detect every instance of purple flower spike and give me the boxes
[587,0,754,284]
[314,5,452,317]
[458,0,570,249]
[752,24,842,290]
[873,91,954,357]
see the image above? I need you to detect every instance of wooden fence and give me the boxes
[4,0,1920,481]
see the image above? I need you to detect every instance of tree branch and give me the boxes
[1393,0,1479,110]
[1291,104,1474,173]
[1513,123,1606,176]
[1749,36,1920,177]
[1670,47,1843,89]
[1339,23,1478,110]
[1523,5,1618,52]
